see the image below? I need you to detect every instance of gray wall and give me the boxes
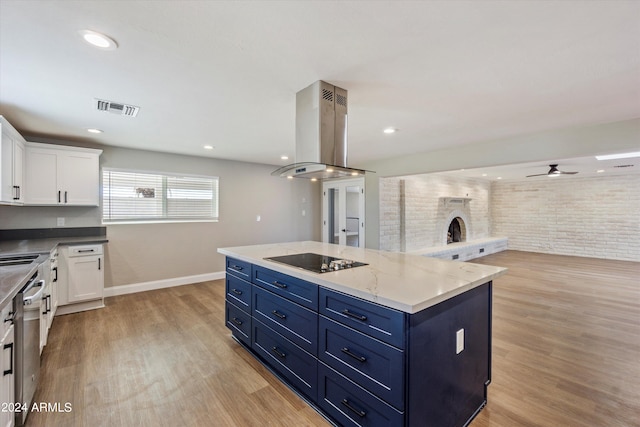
[358,118,640,249]
[0,142,321,287]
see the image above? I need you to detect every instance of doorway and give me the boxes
[322,178,365,247]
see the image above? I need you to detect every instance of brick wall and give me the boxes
[379,175,491,251]
[380,177,403,251]
[490,174,640,261]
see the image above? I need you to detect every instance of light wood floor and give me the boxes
[26,250,639,427]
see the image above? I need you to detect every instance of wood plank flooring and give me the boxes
[26,250,639,427]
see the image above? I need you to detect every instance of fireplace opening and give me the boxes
[447,217,466,244]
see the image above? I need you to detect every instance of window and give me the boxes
[102,168,219,223]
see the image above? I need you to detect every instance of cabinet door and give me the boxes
[12,140,24,203]
[1,133,24,204]
[25,147,59,204]
[40,283,51,353]
[0,132,15,203]
[67,255,104,303]
[59,152,99,205]
[1,325,15,427]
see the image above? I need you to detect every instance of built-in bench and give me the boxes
[407,237,508,262]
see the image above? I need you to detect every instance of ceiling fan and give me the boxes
[526,164,578,178]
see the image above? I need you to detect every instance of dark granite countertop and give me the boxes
[0,261,39,309]
[0,234,109,309]
[0,236,108,257]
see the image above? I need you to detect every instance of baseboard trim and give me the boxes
[104,271,225,297]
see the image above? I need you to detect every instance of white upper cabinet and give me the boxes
[25,142,102,206]
[0,116,26,205]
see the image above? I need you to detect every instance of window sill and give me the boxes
[103,219,219,225]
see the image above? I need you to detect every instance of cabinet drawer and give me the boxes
[252,319,317,401]
[226,274,251,313]
[226,257,252,281]
[319,288,406,349]
[225,301,251,347]
[253,266,318,310]
[253,286,317,355]
[68,244,103,256]
[318,363,403,427]
[319,316,404,410]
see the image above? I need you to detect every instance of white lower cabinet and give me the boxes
[1,304,15,427]
[57,244,104,315]
[40,280,52,354]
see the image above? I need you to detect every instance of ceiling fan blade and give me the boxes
[559,171,578,174]
[526,173,549,177]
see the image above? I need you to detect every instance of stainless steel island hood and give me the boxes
[272,81,369,180]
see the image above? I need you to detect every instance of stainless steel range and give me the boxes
[264,252,367,273]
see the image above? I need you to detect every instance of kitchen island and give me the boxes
[218,241,507,427]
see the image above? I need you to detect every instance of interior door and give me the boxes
[322,178,365,247]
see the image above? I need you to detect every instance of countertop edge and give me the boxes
[218,244,507,314]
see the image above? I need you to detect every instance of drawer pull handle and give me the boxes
[230,265,243,271]
[231,317,243,326]
[271,346,286,359]
[341,347,367,363]
[342,309,367,322]
[231,289,243,295]
[341,399,366,418]
[271,310,287,320]
[272,281,288,289]
[3,343,13,376]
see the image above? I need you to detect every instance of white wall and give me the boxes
[0,141,321,287]
[491,174,640,261]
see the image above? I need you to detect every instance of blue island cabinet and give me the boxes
[224,256,492,427]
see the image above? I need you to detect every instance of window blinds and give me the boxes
[103,169,219,222]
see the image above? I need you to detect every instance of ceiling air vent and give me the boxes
[95,98,140,117]
[613,164,634,168]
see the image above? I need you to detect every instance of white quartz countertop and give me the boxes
[218,241,507,314]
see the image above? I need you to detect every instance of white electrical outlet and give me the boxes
[301,209,306,217]
[57,217,65,227]
[256,215,261,222]
[456,328,465,354]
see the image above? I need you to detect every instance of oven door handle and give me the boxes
[23,280,46,306]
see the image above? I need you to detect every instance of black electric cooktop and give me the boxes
[264,252,367,273]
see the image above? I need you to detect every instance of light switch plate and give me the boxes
[456,328,464,354]
[57,217,65,227]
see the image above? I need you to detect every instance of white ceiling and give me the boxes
[1,1,639,172]
[435,155,640,181]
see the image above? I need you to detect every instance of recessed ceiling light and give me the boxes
[79,30,118,50]
[287,176,293,180]
[203,145,214,150]
[86,128,102,134]
[383,127,397,134]
[326,168,334,173]
[311,178,318,182]
[351,172,359,176]
[595,151,640,161]
[281,155,289,160]
[482,173,488,177]
[496,177,502,180]
[596,169,605,173]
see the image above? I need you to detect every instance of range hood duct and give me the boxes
[272,81,369,180]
